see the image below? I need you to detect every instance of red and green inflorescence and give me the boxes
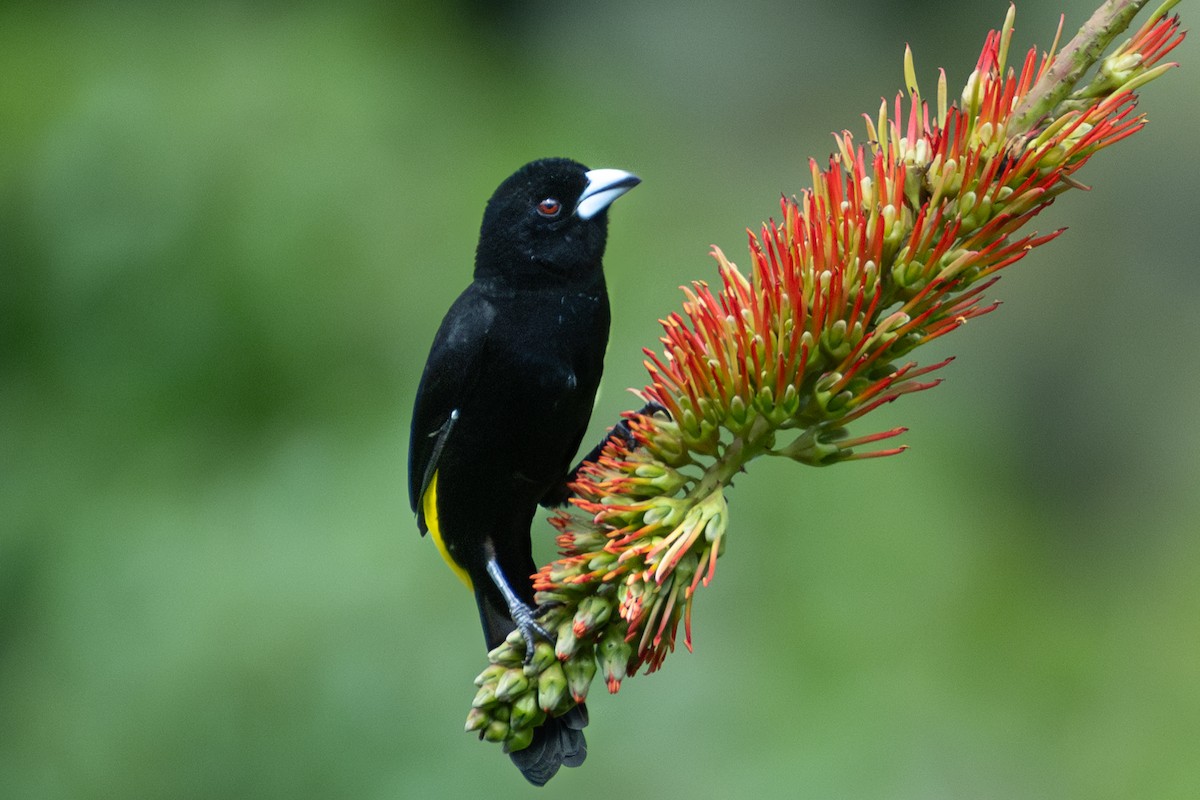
[467,3,1184,754]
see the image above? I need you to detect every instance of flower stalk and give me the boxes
[466,1,1184,753]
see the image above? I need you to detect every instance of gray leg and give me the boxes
[486,557,555,662]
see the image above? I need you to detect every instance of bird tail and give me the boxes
[509,703,588,786]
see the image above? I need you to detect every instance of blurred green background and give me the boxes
[2,1,1197,798]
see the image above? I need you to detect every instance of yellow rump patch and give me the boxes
[423,470,473,591]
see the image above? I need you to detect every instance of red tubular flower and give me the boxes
[468,1,1184,759]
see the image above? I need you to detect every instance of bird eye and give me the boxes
[536,198,562,218]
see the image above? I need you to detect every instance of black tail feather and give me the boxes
[509,703,588,786]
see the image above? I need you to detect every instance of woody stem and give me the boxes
[1011,0,1155,130]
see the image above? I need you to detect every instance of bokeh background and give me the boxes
[2,1,1198,798]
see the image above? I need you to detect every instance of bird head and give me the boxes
[474,158,640,287]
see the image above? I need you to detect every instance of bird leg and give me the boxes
[486,557,555,662]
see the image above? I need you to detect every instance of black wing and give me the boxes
[408,286,496,533]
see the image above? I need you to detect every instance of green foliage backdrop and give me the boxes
[2,2,1197,798]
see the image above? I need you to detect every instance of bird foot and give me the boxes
[541,401,672,508]
[486,558,555,664]
[510,600,556,664]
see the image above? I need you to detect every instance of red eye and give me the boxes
[536,198,562,218]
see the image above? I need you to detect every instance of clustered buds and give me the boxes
[467,1,1183,755]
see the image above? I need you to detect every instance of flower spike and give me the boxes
[465,1,1184,760]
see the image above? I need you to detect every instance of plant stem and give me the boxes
[691,414,775,499]
[1011,0,1153,131]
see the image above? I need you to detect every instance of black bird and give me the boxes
[408,158,639,785]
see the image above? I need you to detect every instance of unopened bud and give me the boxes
[482,717,509,744]
[572,595,613,637]
[554,618,579,660]
[525,641,556,675]
[728,394,750,427]
[537,661,569,713]
[473,663,507,688]
[487,639,524,668]
[563,653,597,703]
[598,626,632,693]
[502,725,534,754]
[465,706,491,733]
[1102,52,1142,84]
[509,690,543,732]
[494,668,529,703]
[471,682,497,709]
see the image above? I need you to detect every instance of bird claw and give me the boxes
[542,401,674,509]
[606,400,672,452]
[636,399,671,420]
[510,601,556,664]
[534,599,564,615]
[486,557,557,663]
[609,400,671,451]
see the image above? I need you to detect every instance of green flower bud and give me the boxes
[564,653,597,703]
[728,394,749,427]
[465,706,491,733]
[482,717,509,743]
[813,372,846,416]
[598,626,632,693]
[754,384,777,416]
[537,661,569,713]
[565,527,609,551]
[641,497,686,529]
[533,589,571,608]
[573,595,613,637]
[487,638,524,667]
[704,510,725,543]
[502,725,534,754]
[525,641,556,675]
[633,461,666,478]
[643,422,690,467]
[648,464,688,494]
[957,190,977,218]
[1102,51,1141,84]
[1037,143,1068,172]
[494,668,529,703]
[546,560,585,585]
[473,663,507,688]
[679,408,720,453]
[587,551,617,572]
[888,331,924,358]
[554,618,579,661]
[939,157,961,197]
[780,383,801,417]
[975,195,993,224]
[825,389,852,414]
[775,429,841,466]
[471,681,498,709]
[509,689,544,732]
